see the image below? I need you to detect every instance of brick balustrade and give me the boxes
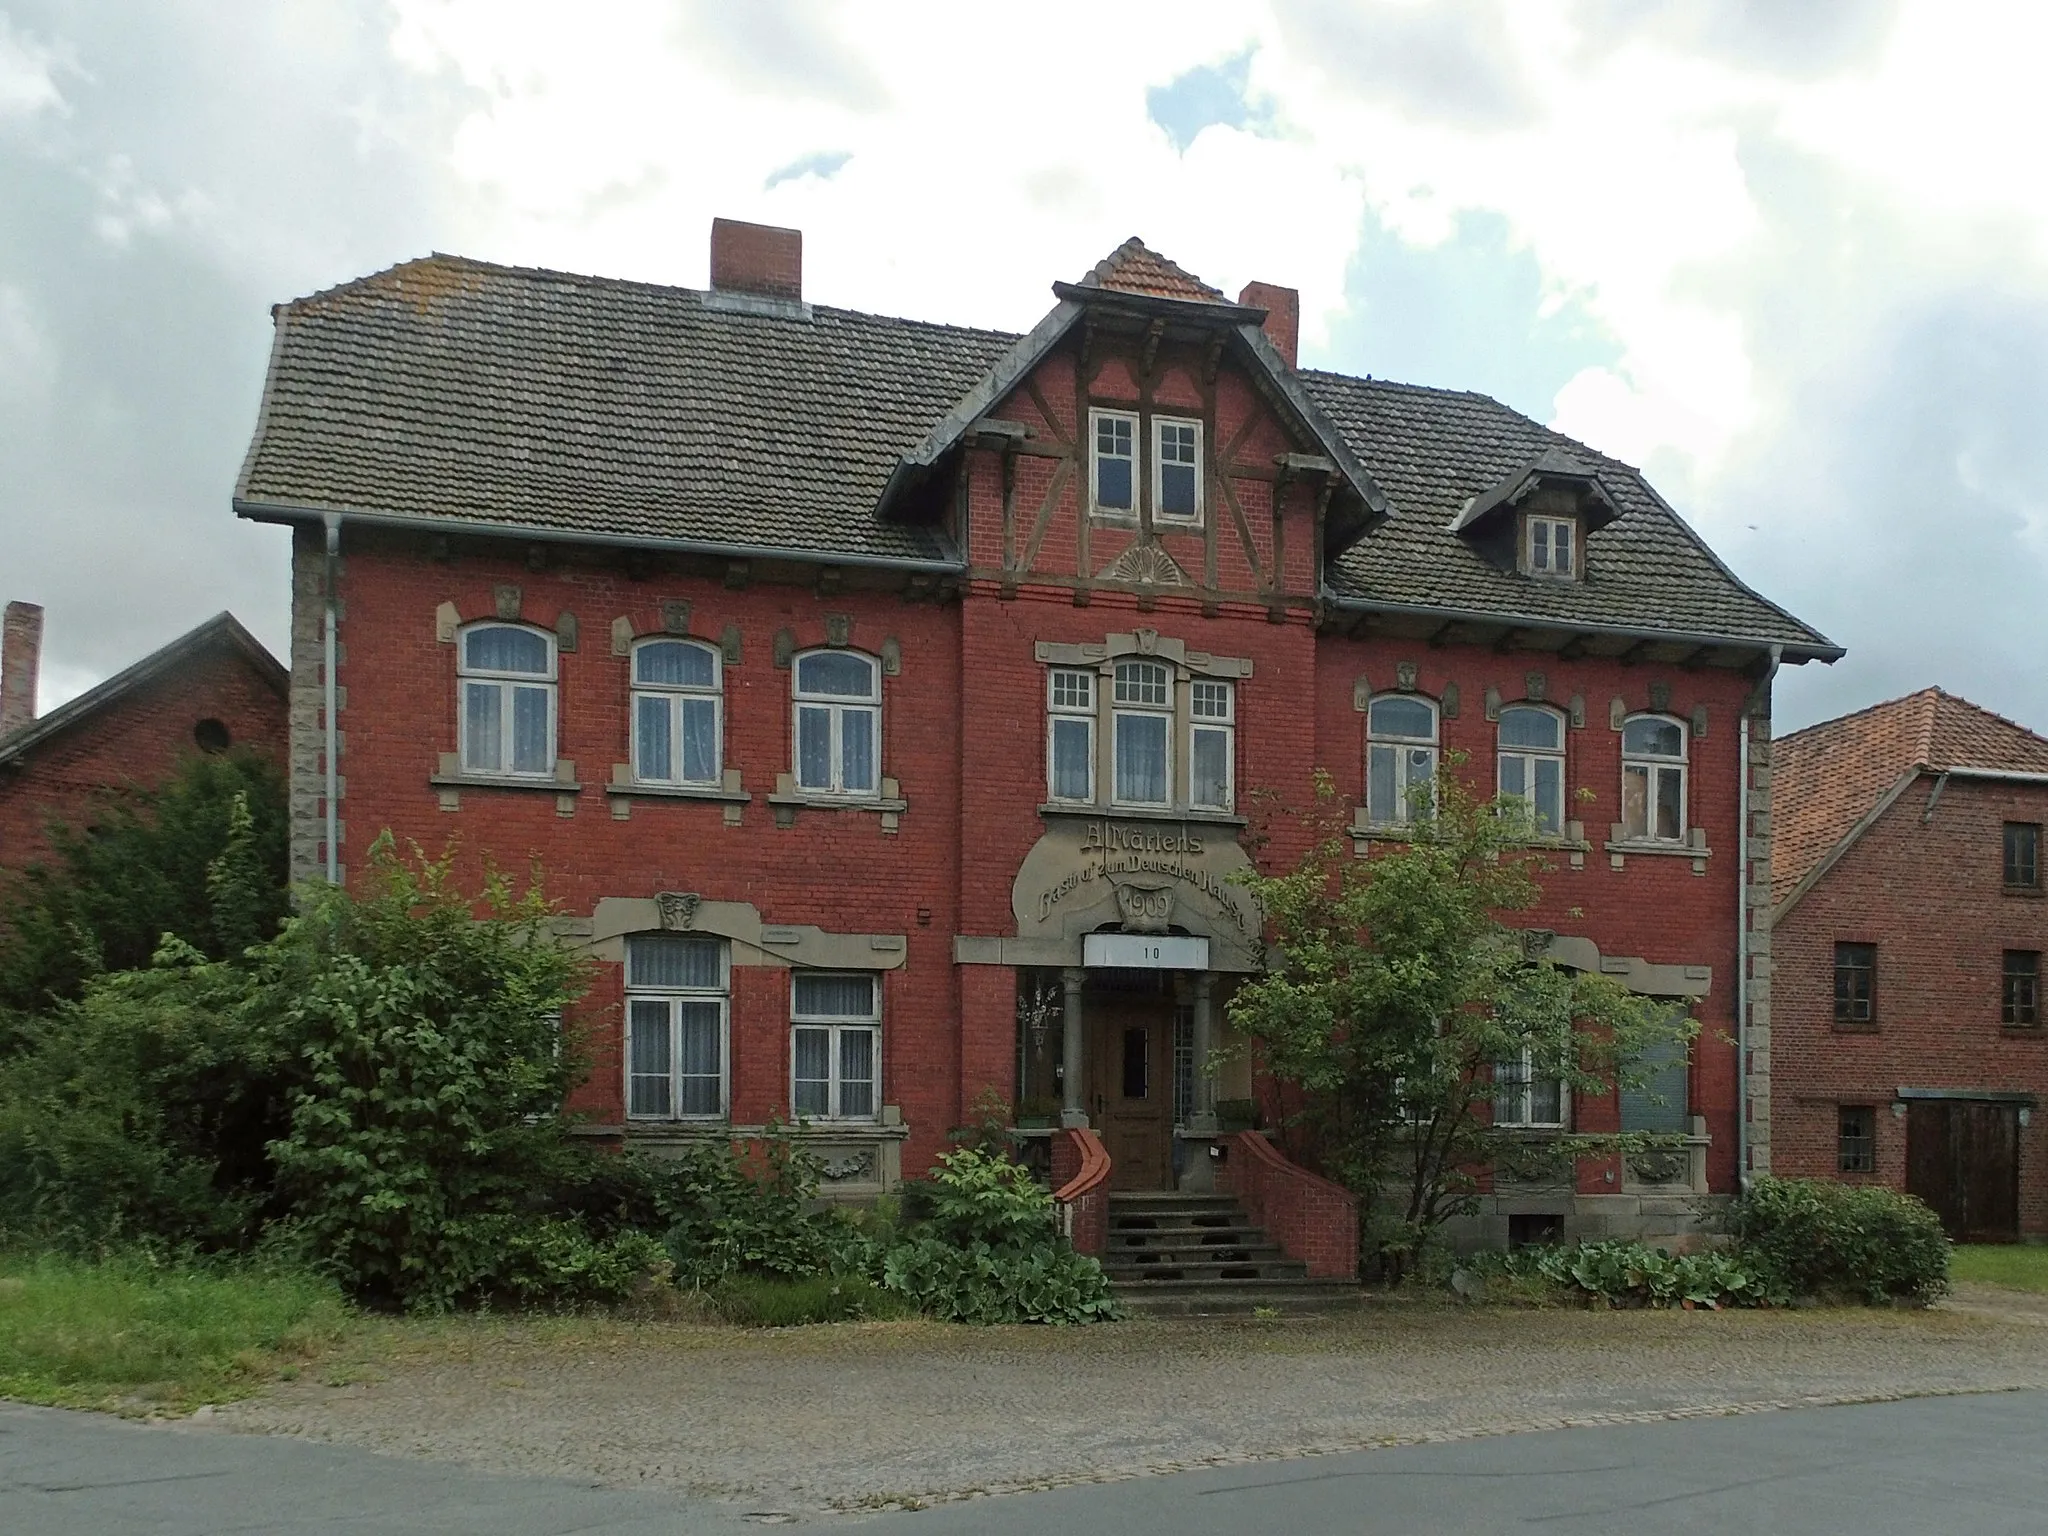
[1050,1127,1110,1258]
[1217,1131,1358,1280]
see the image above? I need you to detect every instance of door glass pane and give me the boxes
[1121,1028,1148,1099]
[511,685,550,773]
[675,1001,722,1116]
[1051,717,1092,800]
[681,698,717,783]
[840,707,876,792]
[1191,725,1229,808]
[792,1027,831,1116]
[636,695,673,781]
[838,1029,876,1118]
[1115,713,1168,803]
[463,681,502,772]
[628,999,671,1117]
[1655,765,1683,840]
[797,705,832,788]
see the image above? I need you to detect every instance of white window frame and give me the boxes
[1188,677,1234,812]
[1621,714,1689,843]
[457,621,557,778]
[1090,408,1139,519]
[1493,1045,1567,1129]
[1111,659,1174,808]
[631,637,723,787]
[1045,667,1096,805]
[1497,704,1567,837]
[790,972,881,1122]
[1152,415,1204,526]
[624,936,729,1121]
[1366,694,1440,826]
[1525,513,1578,579]
[791,649,881,798]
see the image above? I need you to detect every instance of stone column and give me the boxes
[1060,967,1088,1128]
[1189,973,1219,1133]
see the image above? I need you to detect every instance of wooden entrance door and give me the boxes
[1088,996,1172,1190]
[1906,1100,2020,1242]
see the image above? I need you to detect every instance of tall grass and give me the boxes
[0,1249,351,1412]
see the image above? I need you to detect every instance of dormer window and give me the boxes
[1091,410,1136,515]
[1154,418,1202,524]
[1526,514,1577,579]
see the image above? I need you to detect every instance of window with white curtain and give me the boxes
[1497,704,1566,836]
[1189,678,1234,811]
[1621,715,1688,842]
[1366,694,1438,825]
[458,623,556,777]
[793,650,880,796]
[632,638,721,786]
[1111,660,1172,806]
[1493,1045,1566,1129]
[1046,668,1095,803]
[625,935,727,1119]
[791,972,880,1120]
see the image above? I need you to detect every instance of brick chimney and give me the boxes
[710,218,803,302]
[1238,281,1299,369]
[1,600,43,737]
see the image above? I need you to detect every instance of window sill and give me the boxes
[607,783,752,804]
[2004,885,2047,899]
[430,773,581,793]
[1604,835,1712,875]
[1038,802,1247,827]
[1831,1023,1880,1034]
[2001,1026,2045,1039]
[768,792,909,813]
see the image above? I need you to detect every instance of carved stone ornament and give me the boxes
[661,600,692,635]
[721,623,743,665]
[555,611,579,653]
[1519,927,1556,961]
[1691,704,1709,740]
[1484,686,1503,722]
[1609,695,1627,731]
[655,891,701,931]
[1629,1150,1688,1185]
[773,628,796,669]
[493,584,522,621]
[1442,681,1461,719]
[1113,880,1176,934]
[1352,676,1372,712]
[1395,660,1419,691]
[1100,543,1193,588]
[1649,681,1672,712]
[824,613,852,647]
[1134,626,1160,653]
[1524,671,1547,702]
[1569,694,1586,729]
[819,1149,878,1183]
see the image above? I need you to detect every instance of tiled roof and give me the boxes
[238,256,1017,565]
[1302,373,1833,653]
[1079,238,1226,302]
[236,250,1832,656]
[1773,689,2048,906]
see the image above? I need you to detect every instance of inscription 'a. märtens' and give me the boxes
[1081,821,1204,856]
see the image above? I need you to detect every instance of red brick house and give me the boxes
[231,220,1834,1271]
[0,604,288,876]
[1771,689,2048,1241]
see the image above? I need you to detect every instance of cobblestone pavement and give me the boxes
[206,1286,2048,1517]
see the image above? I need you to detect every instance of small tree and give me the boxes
[1225,767,1694,1279]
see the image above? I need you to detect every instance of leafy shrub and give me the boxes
[1479,1239,1783,1309]
[712,1273,914,1326]
[450,1220,672,1308]
[1716,1177,1951,1304]
[881,1149,1116,1324]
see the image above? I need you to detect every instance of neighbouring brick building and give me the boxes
[231,219,1835,1252]
[1772,689,2048,1241]
[0,605,289,876]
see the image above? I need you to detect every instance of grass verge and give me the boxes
[0,1249,352,1414]
[1951,1244,2048,1293]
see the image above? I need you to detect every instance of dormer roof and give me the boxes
[1076,237,1227,303]
[1446,447,1624,538]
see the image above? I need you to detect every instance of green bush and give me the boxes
[1717,1177,1951,1303]
[712,1273,914,1326]
[1482,1239,1783,1309]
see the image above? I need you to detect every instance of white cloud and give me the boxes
[0,14,66,121]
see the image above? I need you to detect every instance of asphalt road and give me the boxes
[5,1389,2047,1535]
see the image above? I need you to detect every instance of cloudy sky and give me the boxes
[3,0,2044,733]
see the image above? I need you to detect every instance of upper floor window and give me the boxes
[1497,704,1565,836]
[1091,410,1136,516]
[632,638,721,786]
[793,650,879,797]
[1046,668,1096,804]
[1525,514,1577,578]
[1834,941,1876,1026]
[791,971,880,1121]
[1189,679,1234,811]
[2005,823,2041,891]
[1621,715,1688,842]
[1112,660,1173,807]
[2004,950,2040,1027]
[1366,695,1438,826]
[1494,1046,1566,1128]
[1154,417,1202,524]
[626,935,728,1119]
[458,622,556,777]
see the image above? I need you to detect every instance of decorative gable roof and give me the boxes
[1078,237,1227,302]
[1446,447,1623,538]
[1773,689,2048,912]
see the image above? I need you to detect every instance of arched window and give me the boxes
[1111,660,1172,807]
[1621,714,1688,842]
[1497,704,1566,836]
[632,638,721,786]
[1366,694,1438,825]
[793,650,879,796]
[458,622,555,776]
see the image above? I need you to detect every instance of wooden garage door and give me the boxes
[1905,1100,2020,1243]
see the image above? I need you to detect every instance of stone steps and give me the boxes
[1104,1191,1353,1316]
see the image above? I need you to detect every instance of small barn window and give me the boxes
[193,718,231,754]
[1837,1105,1876,1173]
[2003,950,2040,1027]
[1833,942,1877,1026]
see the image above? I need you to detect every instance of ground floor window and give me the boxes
[625,935,727,1118]
[1493,1047,1565,1128]
[1838,1104,1876,1172]
[1171,1002,1195,1128]
[792,972,880,1120]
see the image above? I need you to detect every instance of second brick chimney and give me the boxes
[1,600,44,738]
[710,218,803,303]
[1238,281,1300,369]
